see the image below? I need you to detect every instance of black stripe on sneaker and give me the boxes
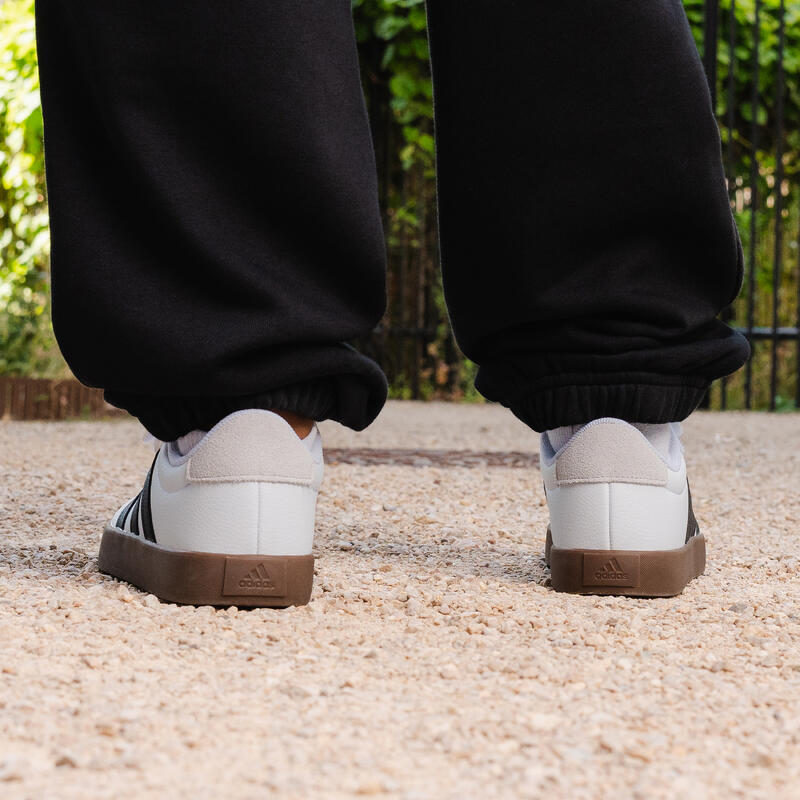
[685,482,699,542]
[116,496,137,530]
[129,493,142,537]
[140,453,158,543]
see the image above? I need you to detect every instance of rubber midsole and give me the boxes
[98,526,314,607]
[545,529,706,597]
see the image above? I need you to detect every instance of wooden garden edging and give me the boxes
[0,377,126,421]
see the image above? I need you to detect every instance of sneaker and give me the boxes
[541,418,704,597]
[98,409,323,607]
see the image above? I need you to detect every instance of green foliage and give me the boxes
[0,0,62,376]
[685,0,800,163]
[353,0,434,195]
[355,0,457,398]
[353,0,432,129]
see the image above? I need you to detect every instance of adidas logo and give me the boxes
[595,558,629,582]
[238,563,276,590]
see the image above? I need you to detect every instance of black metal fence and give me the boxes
[703,0,799,410]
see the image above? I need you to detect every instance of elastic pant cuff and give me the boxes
[488,373,709,432]
[105,370,388,442]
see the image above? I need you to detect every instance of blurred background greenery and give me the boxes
[1,0,799,408]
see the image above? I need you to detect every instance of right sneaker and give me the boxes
[98,409,323,607]
[541,418,705,597]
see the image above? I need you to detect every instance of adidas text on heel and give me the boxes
[540,418,705,597]
[99,409,324,607]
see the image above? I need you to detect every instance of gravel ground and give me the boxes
[1,401,799,799]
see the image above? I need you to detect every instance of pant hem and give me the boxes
[106,370,388,441]
[500,374,709,432]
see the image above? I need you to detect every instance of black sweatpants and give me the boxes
[34,0,750,441]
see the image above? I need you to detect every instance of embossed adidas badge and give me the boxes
[582,553,641,587]
[223,557,288,597]
[240,563,276,590]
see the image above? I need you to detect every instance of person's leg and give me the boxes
[426,0,747,596]
[35,0,385,606]
[35,0,387,442]
[426,0,749,430]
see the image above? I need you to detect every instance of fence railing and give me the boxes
[0,377,118,421]
[703,0,799,411]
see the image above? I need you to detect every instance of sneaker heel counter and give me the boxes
[256,482,317,556]
[546,481,612,550]
[151,476,264,554]
[606,481,689,551]
[545,479,688,552]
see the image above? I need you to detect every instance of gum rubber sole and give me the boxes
[545,528,706,597]
[99,526,314,607]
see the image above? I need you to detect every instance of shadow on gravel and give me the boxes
[316,537,549,586]
[0,543,96,579]
[326,448,538,469]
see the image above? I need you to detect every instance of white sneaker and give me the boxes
[99,409,323,606]
[541,418,704,596]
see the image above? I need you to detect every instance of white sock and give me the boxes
[633,422,674,461]
[175,429,207,456]
[545,424,583,452]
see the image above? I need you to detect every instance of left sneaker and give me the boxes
[98,409,323,607]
